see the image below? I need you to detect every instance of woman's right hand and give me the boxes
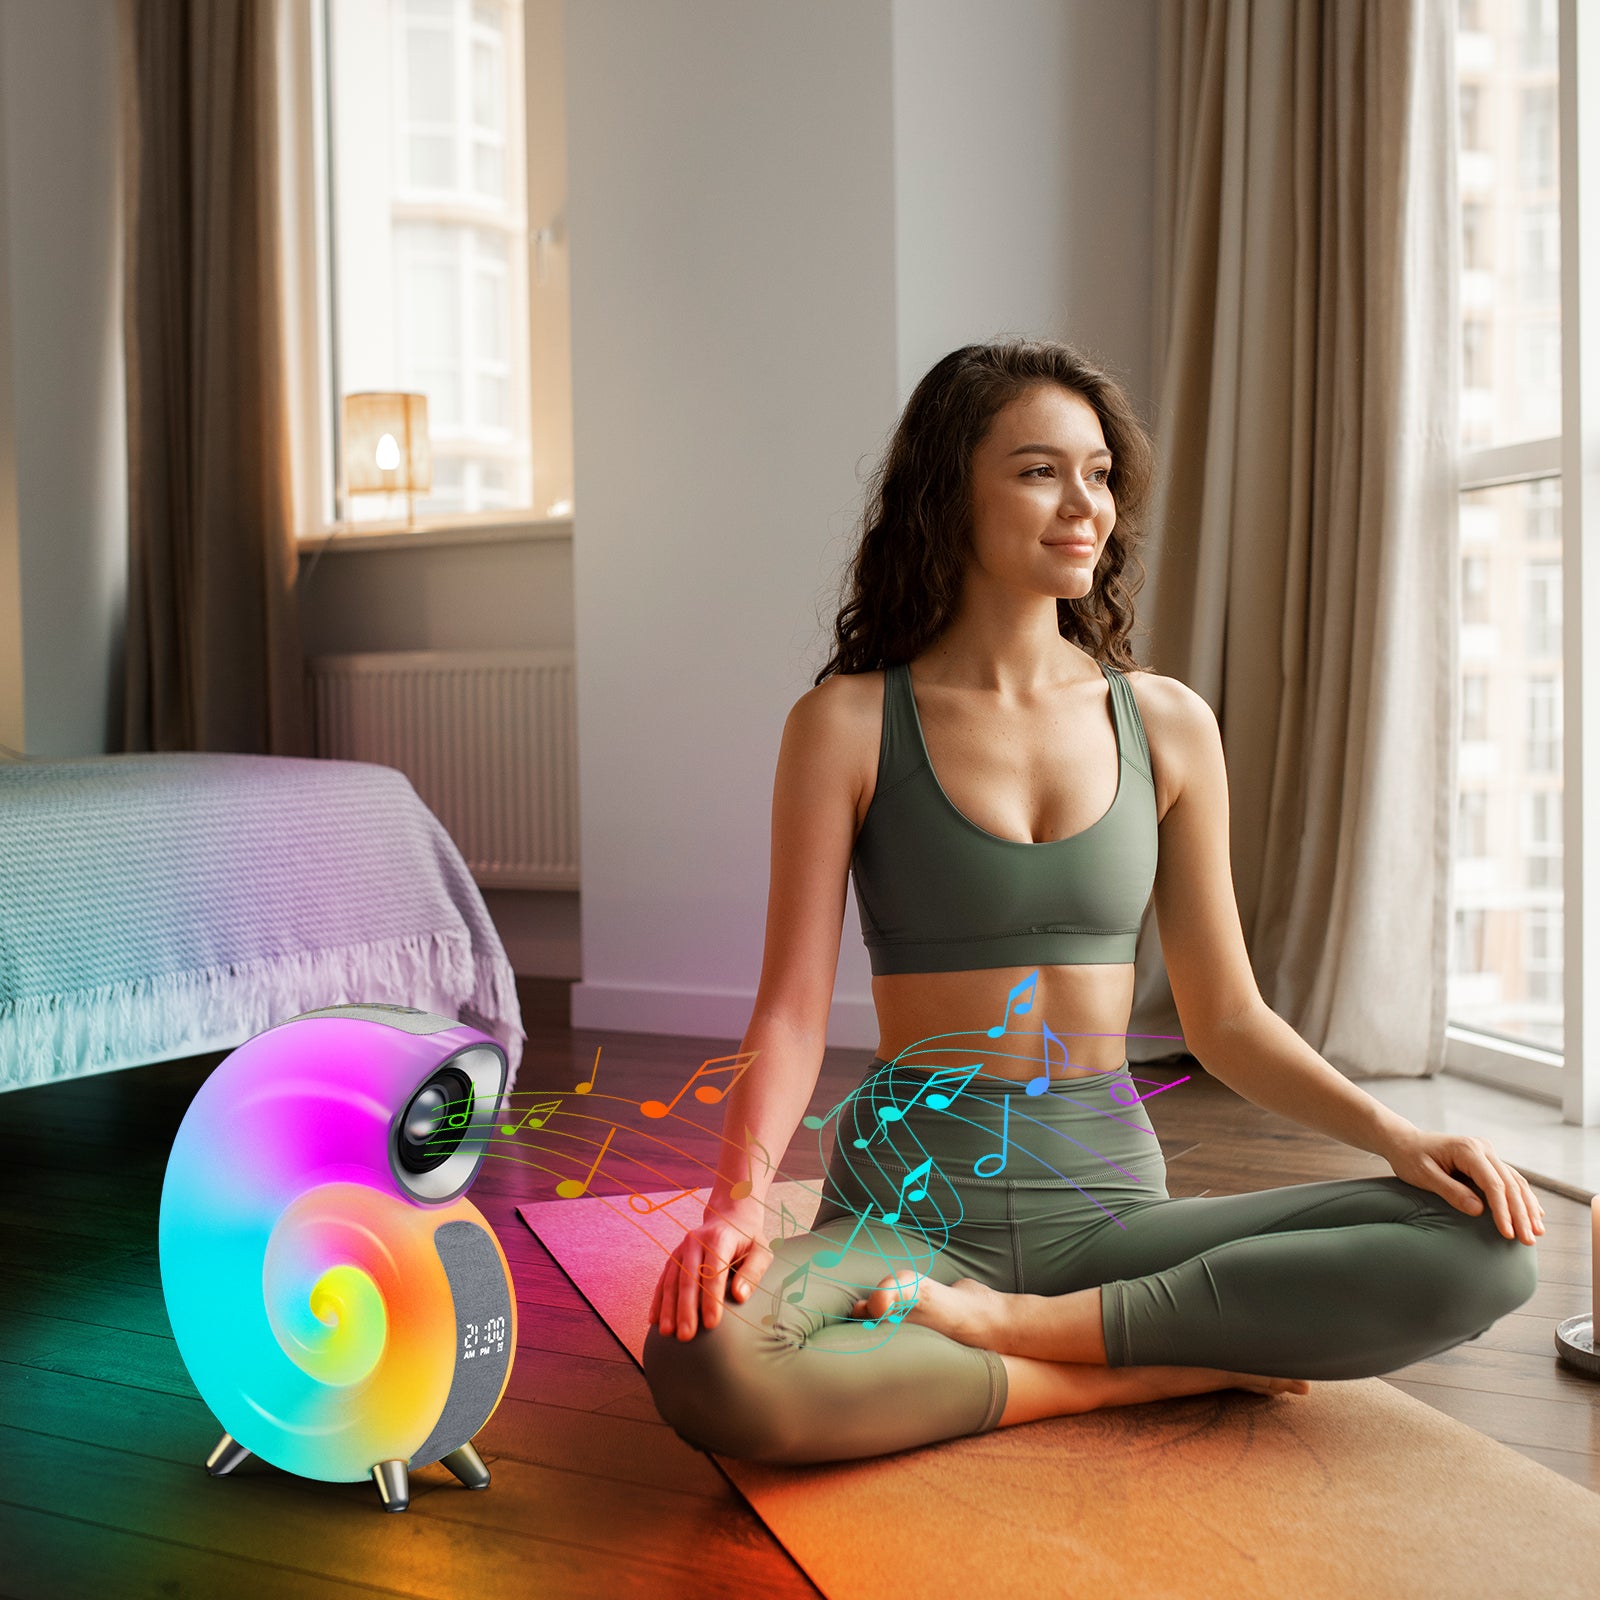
[650,1193,773,1340]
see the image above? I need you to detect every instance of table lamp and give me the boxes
[343,391,432,528]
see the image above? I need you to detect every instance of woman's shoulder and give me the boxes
[788,669,885,760]
[1116,667,1197,823]
[801,666,885,714]
[786,671,884,824]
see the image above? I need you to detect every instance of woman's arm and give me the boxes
[703,1016,826,1216]
[652,679,866,1337]
[1147,676,1544,1245]
[1188,1001,1414,1155]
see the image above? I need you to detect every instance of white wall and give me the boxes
[561,0,902,1043]
[0,0,126,758]
[561,0,1159,1047]
[892,0,1157,424]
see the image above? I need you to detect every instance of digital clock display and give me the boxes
[462,1315,508,1360]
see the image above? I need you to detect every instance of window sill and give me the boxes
[1364,1068,1599,1203]
[295,514,573,556]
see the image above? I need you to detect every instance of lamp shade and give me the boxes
[343,392,431,496]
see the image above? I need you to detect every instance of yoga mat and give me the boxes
[519,1182,1600,1600]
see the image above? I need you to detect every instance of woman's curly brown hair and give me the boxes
[814,338,1155,684]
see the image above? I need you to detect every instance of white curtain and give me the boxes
[1131,0,1461,1080]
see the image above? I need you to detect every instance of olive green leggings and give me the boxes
[642,1057,1539,1464]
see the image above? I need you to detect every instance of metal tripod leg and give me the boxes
[371,1459,410,1512]
[440,1440,491,1490]
[205,1434,251,1477]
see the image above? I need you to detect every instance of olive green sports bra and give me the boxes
[850,660,1159,975]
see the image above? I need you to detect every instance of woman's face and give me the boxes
[965,384,1116,601]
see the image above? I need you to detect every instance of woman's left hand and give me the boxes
[1383,1128,1545,1245]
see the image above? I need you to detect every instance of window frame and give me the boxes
[1444,0,1600,1123]
[281,0,571,547]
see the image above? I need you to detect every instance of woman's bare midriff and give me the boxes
[873,963,1137,1082]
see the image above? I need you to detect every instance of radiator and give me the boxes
[308,649,579,890]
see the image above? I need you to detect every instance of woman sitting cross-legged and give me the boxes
[640,338,1543,1466]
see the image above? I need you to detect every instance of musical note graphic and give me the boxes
[1026,1020,1069,1096]
[923,1063,984,1111]
[857,1094,908,1143]
[861,1289,921,1330]
[628,1185,698,1214]
[574,1046,603,1094]
[639,1051,759,1119]
[802,1102,841,1131]
[728,1125,773,1201]
[815,1208,886,1268]
[500,1100,563,1136]
[854,1062,986,1147]
[852,1115,892,1151]
[973,1096,1011,1178]
[760,1259,814,1326]
[987,970,1040,1038]
[556,1126,615,1198]
[879,1157,935,1225]
[1108,1072,1192,1106]
[775,1200,804,1242]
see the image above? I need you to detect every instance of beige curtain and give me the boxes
[1132,0,1460,1081]
[119,0,309,756]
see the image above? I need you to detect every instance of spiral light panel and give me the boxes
[159,1008,515,1492]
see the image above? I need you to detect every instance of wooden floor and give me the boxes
[2,976,1596,1600]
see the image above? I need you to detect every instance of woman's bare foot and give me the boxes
[851,1268,1004,1346]
[852,1272,1313,1406]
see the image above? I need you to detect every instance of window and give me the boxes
[1515,321,1561,432]
[1521,0,1557,71]
[1458,789,1489,859]
[1450,0,1578,1098]
[1460,82,1485,153]
[1524,788,1561,889]
[1462,673,1490,742]
[1518,84,1556,190]
[1526,473,1561,540]
[1451,907,1487,974]
[284,0,574,533]
[1462,199,1489,269]
[1462,318,1491,393]
[1523,909,1561,1014]
[328,0,530,523]
[1526,674,1560,773]
[1517,206,1559,305]
[1524,559,1560,657]
[1463,554,1490,622]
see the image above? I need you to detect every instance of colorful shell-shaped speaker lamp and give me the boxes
[158,1004,517,1513]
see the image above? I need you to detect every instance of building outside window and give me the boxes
[1451,0,1565,1065]
[326,0,546,523]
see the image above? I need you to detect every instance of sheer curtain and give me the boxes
[119,0,308,756]
[1131,0,1460,1080]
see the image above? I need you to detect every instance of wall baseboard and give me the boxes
[570,979,878,1050]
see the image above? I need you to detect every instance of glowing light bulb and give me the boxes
[375,433,401,472]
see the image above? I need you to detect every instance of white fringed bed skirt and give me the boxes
[0,753,526,1094]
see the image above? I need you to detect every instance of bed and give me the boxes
[0,752,525,1094]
